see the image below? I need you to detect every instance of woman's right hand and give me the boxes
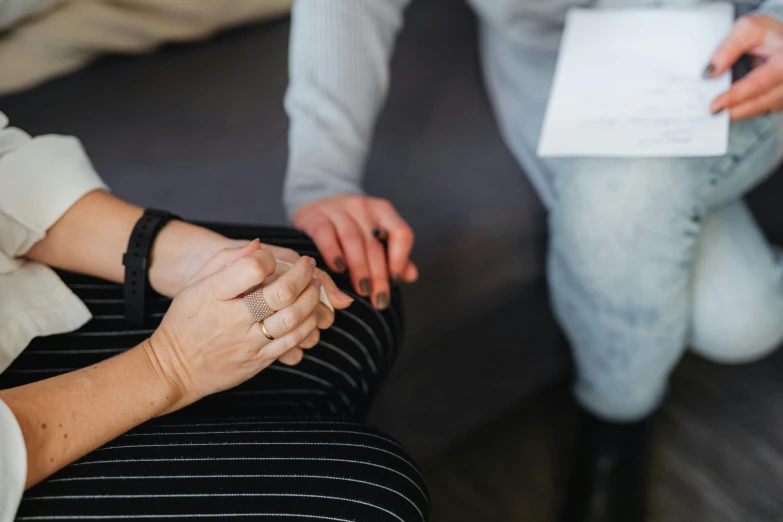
[143,244,322,413]
[292,194,418,309]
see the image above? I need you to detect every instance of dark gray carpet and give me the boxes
[423,348,783,522]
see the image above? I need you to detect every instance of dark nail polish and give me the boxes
[334,257,346,272]
[390,274,403,285]
[359,278,371,295]
[376,292,390,310]
[703,63,715,79]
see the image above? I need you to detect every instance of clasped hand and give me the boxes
[145,240,351,413]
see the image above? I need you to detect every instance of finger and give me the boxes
[220,240,262,267]
[332,214,372,296]
[263,279,321,339]
[371,202,415,283]
[259,244,301,265]
[278,348,304,366]
[305,218,346,273]
[316,302,335,330]
[708,17,764,77]
[402,260,419,283]
[729,82,783,120]
[258,256,316,311]
[259,314,319,361]
[188,239,261,285]
[299,328,321,349]
[315,269,353,309]
[711,61,783,113]
[204,249,277,301]
[364,235,391,310]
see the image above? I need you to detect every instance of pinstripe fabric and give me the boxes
[0,225,427,522]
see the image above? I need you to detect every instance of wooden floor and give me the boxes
[423,348,783,522]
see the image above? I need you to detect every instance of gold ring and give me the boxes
[261,321,275,341]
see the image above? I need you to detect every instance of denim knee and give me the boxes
[549,158,702,306]
[690,289,783,364]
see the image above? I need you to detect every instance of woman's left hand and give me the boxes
[148,223,354,364]
[708,14,783,120]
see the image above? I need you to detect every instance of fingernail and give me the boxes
[703,63,715,79]
[334,257,346,272]
[376,292,390,310]
[341,291,355,304]
[308,257,317,268]
[312,276,322,288]
[390,274,403,285]
[359,278,371,295]
[711,107,724,116]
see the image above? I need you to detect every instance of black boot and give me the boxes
[560,410,653,522]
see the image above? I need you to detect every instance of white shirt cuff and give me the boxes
[0,398,26,522]
[0,124,108,258]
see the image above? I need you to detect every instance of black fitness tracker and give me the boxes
[122,208,178,325]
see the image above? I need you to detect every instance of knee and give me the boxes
[691,293,783,364]
[550,159,701,300]
[340,424,431,522]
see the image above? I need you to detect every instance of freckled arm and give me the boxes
[0,340,177,488]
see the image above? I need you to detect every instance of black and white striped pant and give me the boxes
[1,225,429,522]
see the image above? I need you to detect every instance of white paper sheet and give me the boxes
[538,4,734,158]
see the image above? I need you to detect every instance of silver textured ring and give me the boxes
[261,321,275,341]
[244,287,274,322]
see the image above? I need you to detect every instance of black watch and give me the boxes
[122,208,179,325]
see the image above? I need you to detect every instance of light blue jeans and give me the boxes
[478,5,783,421]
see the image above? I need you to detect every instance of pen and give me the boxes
[372,228,399,285]
[372,228,388,250]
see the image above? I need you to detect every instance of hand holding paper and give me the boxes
[707,13,783,120]
[538,4,734,158]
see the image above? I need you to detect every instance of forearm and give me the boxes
[24,190,229,297]
[284,0,411,217]
[25,190,142,284]
[0,341,177,488]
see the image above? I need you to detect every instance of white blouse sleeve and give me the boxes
[0,110,106,372]
[0,398,26,522]
[0,111,108,261]
[0,111,109,519]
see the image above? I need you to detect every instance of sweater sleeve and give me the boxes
[283,0,412,218]
[756,0,783,23]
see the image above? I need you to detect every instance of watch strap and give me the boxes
[123,208,177,325]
